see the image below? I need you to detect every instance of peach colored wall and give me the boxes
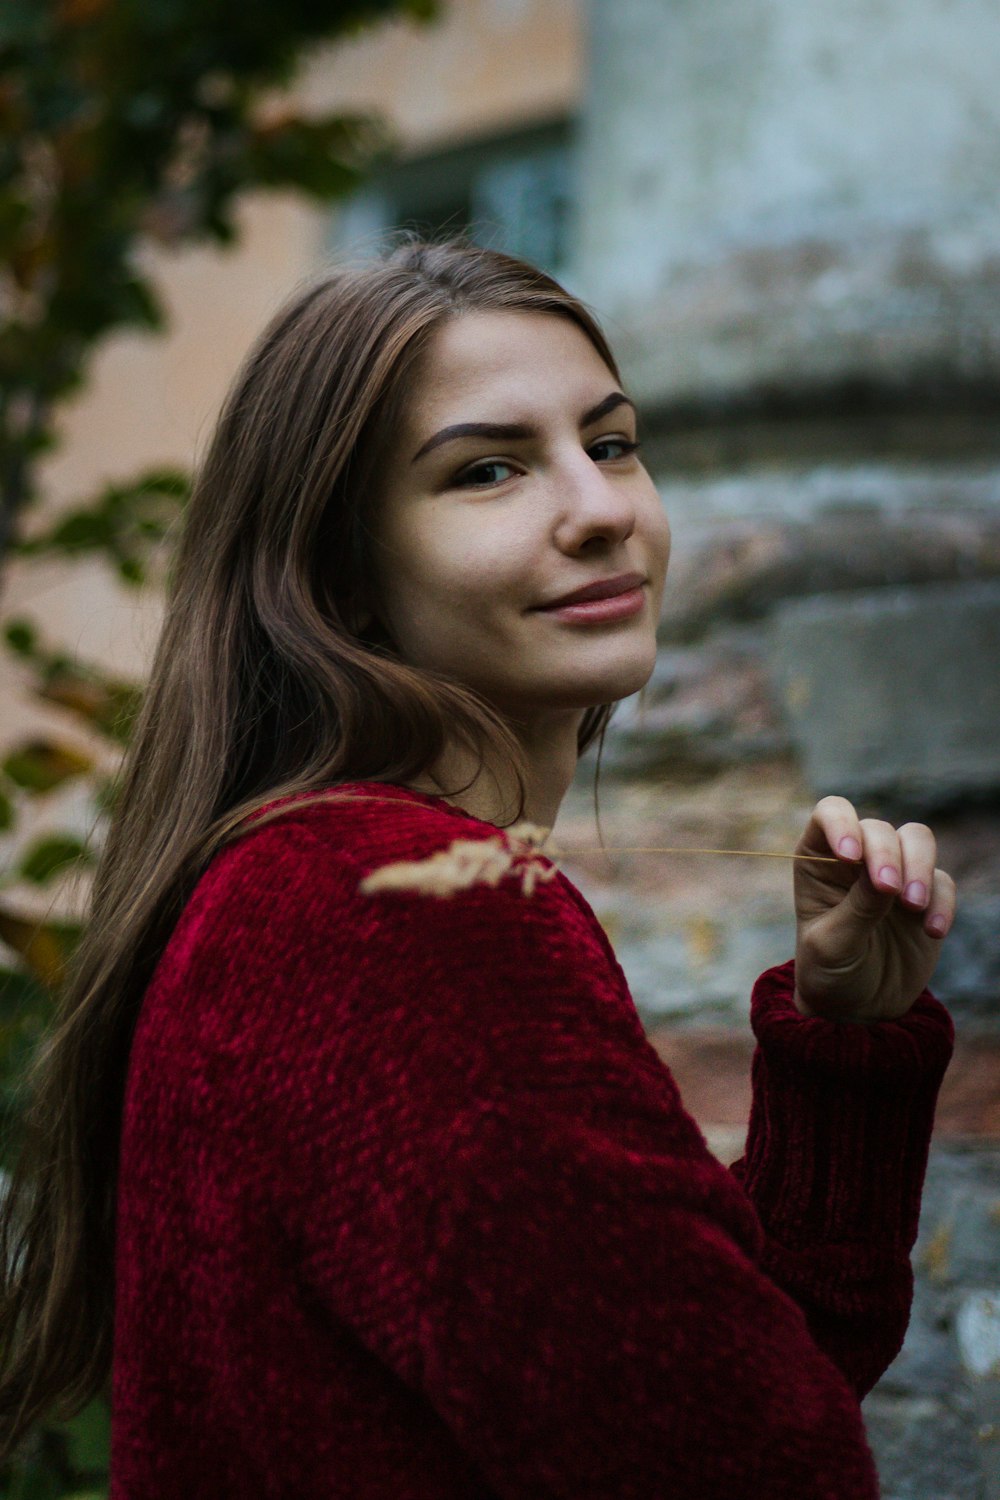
[297,0,582,153]
[4,195,325,680]
[1,0,583,706]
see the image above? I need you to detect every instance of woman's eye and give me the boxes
[453,460,518,488]
[589,437,641,463]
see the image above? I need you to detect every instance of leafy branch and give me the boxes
[0,2,435,1490]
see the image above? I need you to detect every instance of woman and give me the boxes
[0,239,956,1497]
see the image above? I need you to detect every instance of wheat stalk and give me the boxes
[359,819,838,899]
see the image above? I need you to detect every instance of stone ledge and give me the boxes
[765,580,1000,806]
[606,223,1000,411]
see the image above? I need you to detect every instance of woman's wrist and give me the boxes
[792,985,883,1025]
[751,963,953,1084]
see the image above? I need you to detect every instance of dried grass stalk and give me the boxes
[359,823,559,899]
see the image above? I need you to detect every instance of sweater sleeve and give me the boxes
[214,811,948,1500]
[728,958,954,1397]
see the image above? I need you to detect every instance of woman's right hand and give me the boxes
[790,796,957,1024]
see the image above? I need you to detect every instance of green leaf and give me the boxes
[243,113,389,198]
[14,468,189,571]
[0,1,50,50]
[95,683,143,744]
[0,965,50,1021]
[39,509,115,552]
[2,1443,64,1500]
[19,835,93,885]
[115,273,165,332]
[0,785,14,831]
[0,904,82,988]
[31,668,142,746]
[57,1397,111,1473]
[0,193,34,255]
[0,967,52,1128]
[2,740,94,793]
[4,619,38,657]
[0,621,142,746]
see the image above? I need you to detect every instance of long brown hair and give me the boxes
[0,237,625,1451]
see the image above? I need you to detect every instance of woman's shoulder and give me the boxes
[197,780,589,937]
[146,781,624,1029]
[143,781,645,1096]
[232,779,539,881]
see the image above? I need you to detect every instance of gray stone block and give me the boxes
[862,1388,983,1500]
[866,1145,1000,1499]
[955,1292,1000,1500]
[947,1190,1000,1287]
[764,580,1000,805]
[932,895,1000,1025]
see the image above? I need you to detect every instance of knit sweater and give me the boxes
[110,780,954,1499]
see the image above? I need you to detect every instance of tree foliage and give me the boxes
[0,0,434,554]
[0,1,434,1491]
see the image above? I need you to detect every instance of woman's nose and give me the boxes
[552,448,637,550]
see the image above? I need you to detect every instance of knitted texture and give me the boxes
[110,781,954,1498]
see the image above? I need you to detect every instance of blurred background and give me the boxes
[1,1,998,1494]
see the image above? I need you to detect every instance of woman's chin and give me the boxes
[584,643,659,702]
[533,661,657,713]
[468,640,659,721]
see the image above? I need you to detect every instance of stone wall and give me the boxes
[576,0,1000,404]
[554,760,1000,1500]
[566,3,1000,1493]
[573,0,1000,812]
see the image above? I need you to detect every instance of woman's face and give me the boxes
[367,309,671,729]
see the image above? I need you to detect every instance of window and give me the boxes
[330,119,577,278]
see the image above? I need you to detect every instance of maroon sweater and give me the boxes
[111,781,954,1498]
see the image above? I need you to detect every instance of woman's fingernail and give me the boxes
[904,880,927,907]
[878,865,902,890]
[928,915,948,936]
[839,837,862,859]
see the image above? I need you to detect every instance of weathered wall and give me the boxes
[572,0,1000,812]
[566,4,1000,1495]
[576,0,1000,404]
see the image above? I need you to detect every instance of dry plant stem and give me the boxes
[358,808,840,901]
[325,791,840,863]
[359,824,557,898]
[562,847,839,862]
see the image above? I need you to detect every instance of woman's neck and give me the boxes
[407,710,584,829]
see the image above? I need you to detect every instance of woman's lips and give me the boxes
[538,571,646,609]
[536,585,646,623]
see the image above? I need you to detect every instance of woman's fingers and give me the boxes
[797,797,959,1020]
[860,819,955,937]
[808,795,865,861]
[806,799,956,938]
[857,817,904,894]
[925,867,957,940]
[803,798,959,936]
[895,821,938,910]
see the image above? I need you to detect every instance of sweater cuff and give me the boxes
[739,959,954,1252]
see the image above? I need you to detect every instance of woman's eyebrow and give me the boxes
[410,391,636,464]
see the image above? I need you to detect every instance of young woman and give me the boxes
[0,239,956,1497]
